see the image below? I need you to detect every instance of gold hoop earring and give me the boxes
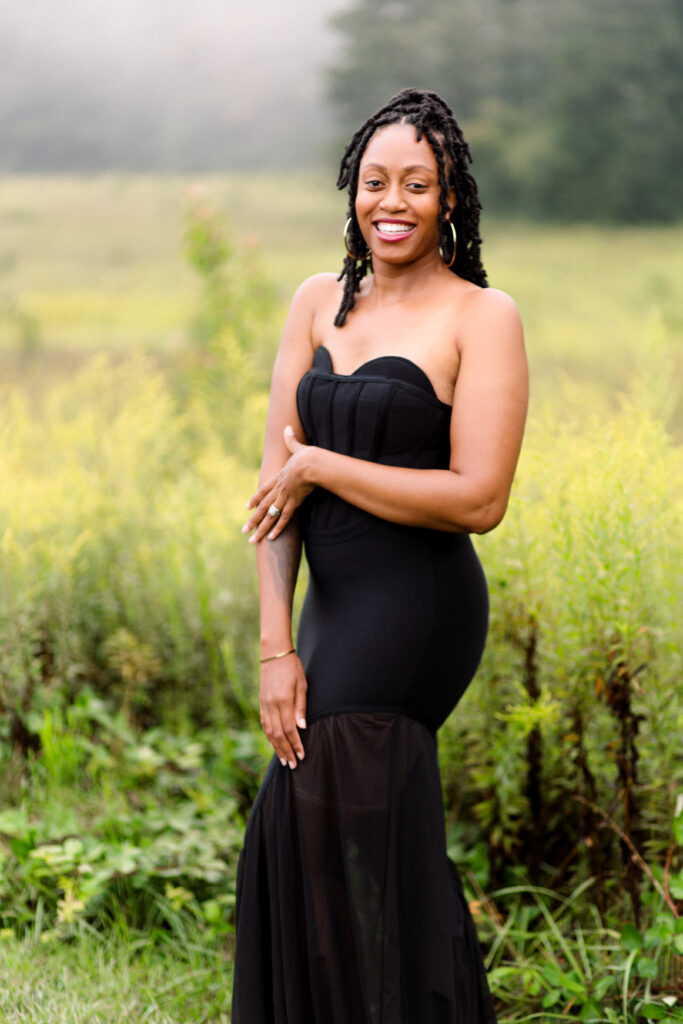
[440,220,457,268]
[343,218,368,261]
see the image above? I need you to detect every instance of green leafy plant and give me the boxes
[0,691,269,941]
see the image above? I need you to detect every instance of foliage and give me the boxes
[439,394,683,1016]
[0,352,261,736]
[327,0,683,221]
[450,809,683,1019]
[0,186,682,1017]
[177,188,275,461]
[0,690,268,944]
[182,186,276,370]
[0,198,276,747]
[441,396,683,908]
[479,877,683,1021]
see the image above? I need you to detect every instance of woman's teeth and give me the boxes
[376,222,414,235]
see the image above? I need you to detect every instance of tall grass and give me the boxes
[0,930,232,1023]
[0,179,681,1019]
[1,176,681,430]
[0,353,261,731]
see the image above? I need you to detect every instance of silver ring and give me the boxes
[267,503,281,518]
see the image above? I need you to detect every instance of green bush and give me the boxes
[443,397,682,884]
[0,689,269,941]
[0,354,260,734]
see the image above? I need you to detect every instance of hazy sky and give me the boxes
[0,0,350,169]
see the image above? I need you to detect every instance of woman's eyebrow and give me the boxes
[362,162,436,174]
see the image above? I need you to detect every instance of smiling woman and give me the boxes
[233,88,528,1024]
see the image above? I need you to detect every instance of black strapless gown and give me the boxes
[232,346,496,1024]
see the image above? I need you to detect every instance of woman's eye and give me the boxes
[407,183,427,191]
[365,179,383,188]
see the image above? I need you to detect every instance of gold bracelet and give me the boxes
[260,647,296,664]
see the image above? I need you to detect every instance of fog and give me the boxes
[0,0,348,170]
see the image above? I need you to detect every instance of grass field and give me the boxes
[1,174,682,432]
[0,934,232,1024]
[0,175,682,1021]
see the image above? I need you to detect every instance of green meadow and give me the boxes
[0,176,682,1022]
[2,174,682,411]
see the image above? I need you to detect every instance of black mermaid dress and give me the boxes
[232,346,497,1024]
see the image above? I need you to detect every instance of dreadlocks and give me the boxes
[334,88,487,328]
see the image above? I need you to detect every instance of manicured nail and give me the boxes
[280,758,287,767]
[249,535,257,544]
[296,750,305,761]
[288,760,296,770]
[241,524,248,533]
[296,718,307,730]
[268,531,275,541]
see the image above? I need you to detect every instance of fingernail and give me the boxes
[280,758,287,767]
[296,750,305,761]
[249,535,257,544]
[288,760,296,770]
[268,531,276,541]
[241,524,248,533]
[297,718,307,730]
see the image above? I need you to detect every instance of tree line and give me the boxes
[326,0,683,222]
[1,0,680,222]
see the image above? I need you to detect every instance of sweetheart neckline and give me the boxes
[314,345,452,409]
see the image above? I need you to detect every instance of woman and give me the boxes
[235,88,528,1024]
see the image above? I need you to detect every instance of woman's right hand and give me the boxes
[259,654,308,768]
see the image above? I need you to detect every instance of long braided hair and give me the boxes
[334,88,487,328]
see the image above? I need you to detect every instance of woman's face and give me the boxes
[355,122,452,266]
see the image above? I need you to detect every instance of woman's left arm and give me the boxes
[245,289,528,540]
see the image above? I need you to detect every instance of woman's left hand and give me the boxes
[243,426,316,543]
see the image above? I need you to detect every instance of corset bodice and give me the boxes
[296,345,452,539]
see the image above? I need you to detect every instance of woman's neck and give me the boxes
[364,250,450,306]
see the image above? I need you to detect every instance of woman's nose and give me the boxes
[380,181,407,211]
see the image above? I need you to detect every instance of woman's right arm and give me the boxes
[251,275,331,768]
[256,528,307,769]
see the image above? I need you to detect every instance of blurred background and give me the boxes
[2,0,682,217]
[0,2,682,1022]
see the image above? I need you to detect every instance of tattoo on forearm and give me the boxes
[266,527,300,604]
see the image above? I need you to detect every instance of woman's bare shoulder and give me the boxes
[455,285,523,351]
[462,285,521,322]
[291,272,341,308]
[288,273,345,342]
[441,274,518,319]
[277,273,342,364]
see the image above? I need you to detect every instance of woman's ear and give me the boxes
[446,188,457,216]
